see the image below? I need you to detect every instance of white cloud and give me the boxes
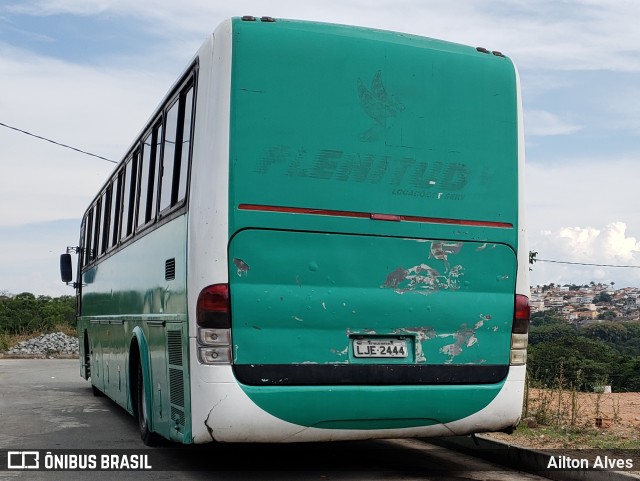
[525,157,640,232]
[0,43,175,226]
[0,220,79,296]
[554,223,639,262]
[605,85,640,135]
[530,222,640,287]
[526,110,583,137]
[7,0,640,72]
[526,155,640,287]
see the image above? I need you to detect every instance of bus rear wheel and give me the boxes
[91,383,104,397]
[136,361,160,446]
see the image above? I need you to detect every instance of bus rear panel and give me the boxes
[190,18,528,443]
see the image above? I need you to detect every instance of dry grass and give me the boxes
[486,388,640,450]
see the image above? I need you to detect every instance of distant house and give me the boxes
[529,284,640,322]
[545,296,564,307]
[561,305,574,316]
[569,296,593,304]
[575,310,598,321]
[625,310,640,321]
[530,299,545,312]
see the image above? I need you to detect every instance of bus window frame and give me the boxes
[136,122,162,234]
[158,77,195,219]
[121,152,140,242]
[79,64,197,274]
[90,198,102,263]
[158,96,180,216]
[108,170,124,251]
[176,83,194,206]
[83,209,93,267]
[99,187,112,257]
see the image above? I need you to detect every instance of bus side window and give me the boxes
[137,135,153,229]
[137,124,162,230]
[79,218,87,271]
[99,188,111,256]
[109,171,123,248]
[152,124,163,217]
[159,82,194,213]
[84,209,93,266]
[120,154,138,240]
[177,85,194,204]
[91,198,102,262]
[159,98,179,213]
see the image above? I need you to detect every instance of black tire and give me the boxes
[91,383,104,397]
[83,332,91,379]
[137,361,160,446]
[85,332,103,396]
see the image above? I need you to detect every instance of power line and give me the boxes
[3,116,638,273]
[0,121,117,164]
[537,258,640,269]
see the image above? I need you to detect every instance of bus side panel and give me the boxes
[86,318,105,393]
[104,319,127,407]
[186,21,234,442]
[80,216,190,442]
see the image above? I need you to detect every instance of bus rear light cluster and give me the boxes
[510,294,530,366]
[197,284,230,328]
[198,344,232,364]
[196,284,232,364]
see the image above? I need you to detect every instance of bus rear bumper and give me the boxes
[189,341,526,443]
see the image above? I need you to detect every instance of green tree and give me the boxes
[598,310,617,321]
[614,357,640,391]
[528,337,623,391]
[599,321,640,356]
[622,321,640,338]
[617,337,640,357]
[530,310,564,327]
[529,323,577,346]
[581,321,628,344]
[0,293,76,335]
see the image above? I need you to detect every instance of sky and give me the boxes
[1,0,640,296]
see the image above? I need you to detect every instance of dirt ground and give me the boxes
[485,389,640,450]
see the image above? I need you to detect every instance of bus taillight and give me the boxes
[512,294,530,334]
[197,284,232,364]
[197,284,230,328]
[510,294,530,366]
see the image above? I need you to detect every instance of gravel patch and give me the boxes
[5,332,79,357]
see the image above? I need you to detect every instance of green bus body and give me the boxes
[71,17,529,445]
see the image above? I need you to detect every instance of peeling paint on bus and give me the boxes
[440,315,492,363]
[233,258,250,277]
[392,326,437,362]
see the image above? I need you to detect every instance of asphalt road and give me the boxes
[0,359,552,481]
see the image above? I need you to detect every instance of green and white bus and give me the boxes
[61,16,530,445]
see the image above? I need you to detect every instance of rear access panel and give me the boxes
[229,229,516,386]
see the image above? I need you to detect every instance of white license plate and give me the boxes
[353,339,408,358]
